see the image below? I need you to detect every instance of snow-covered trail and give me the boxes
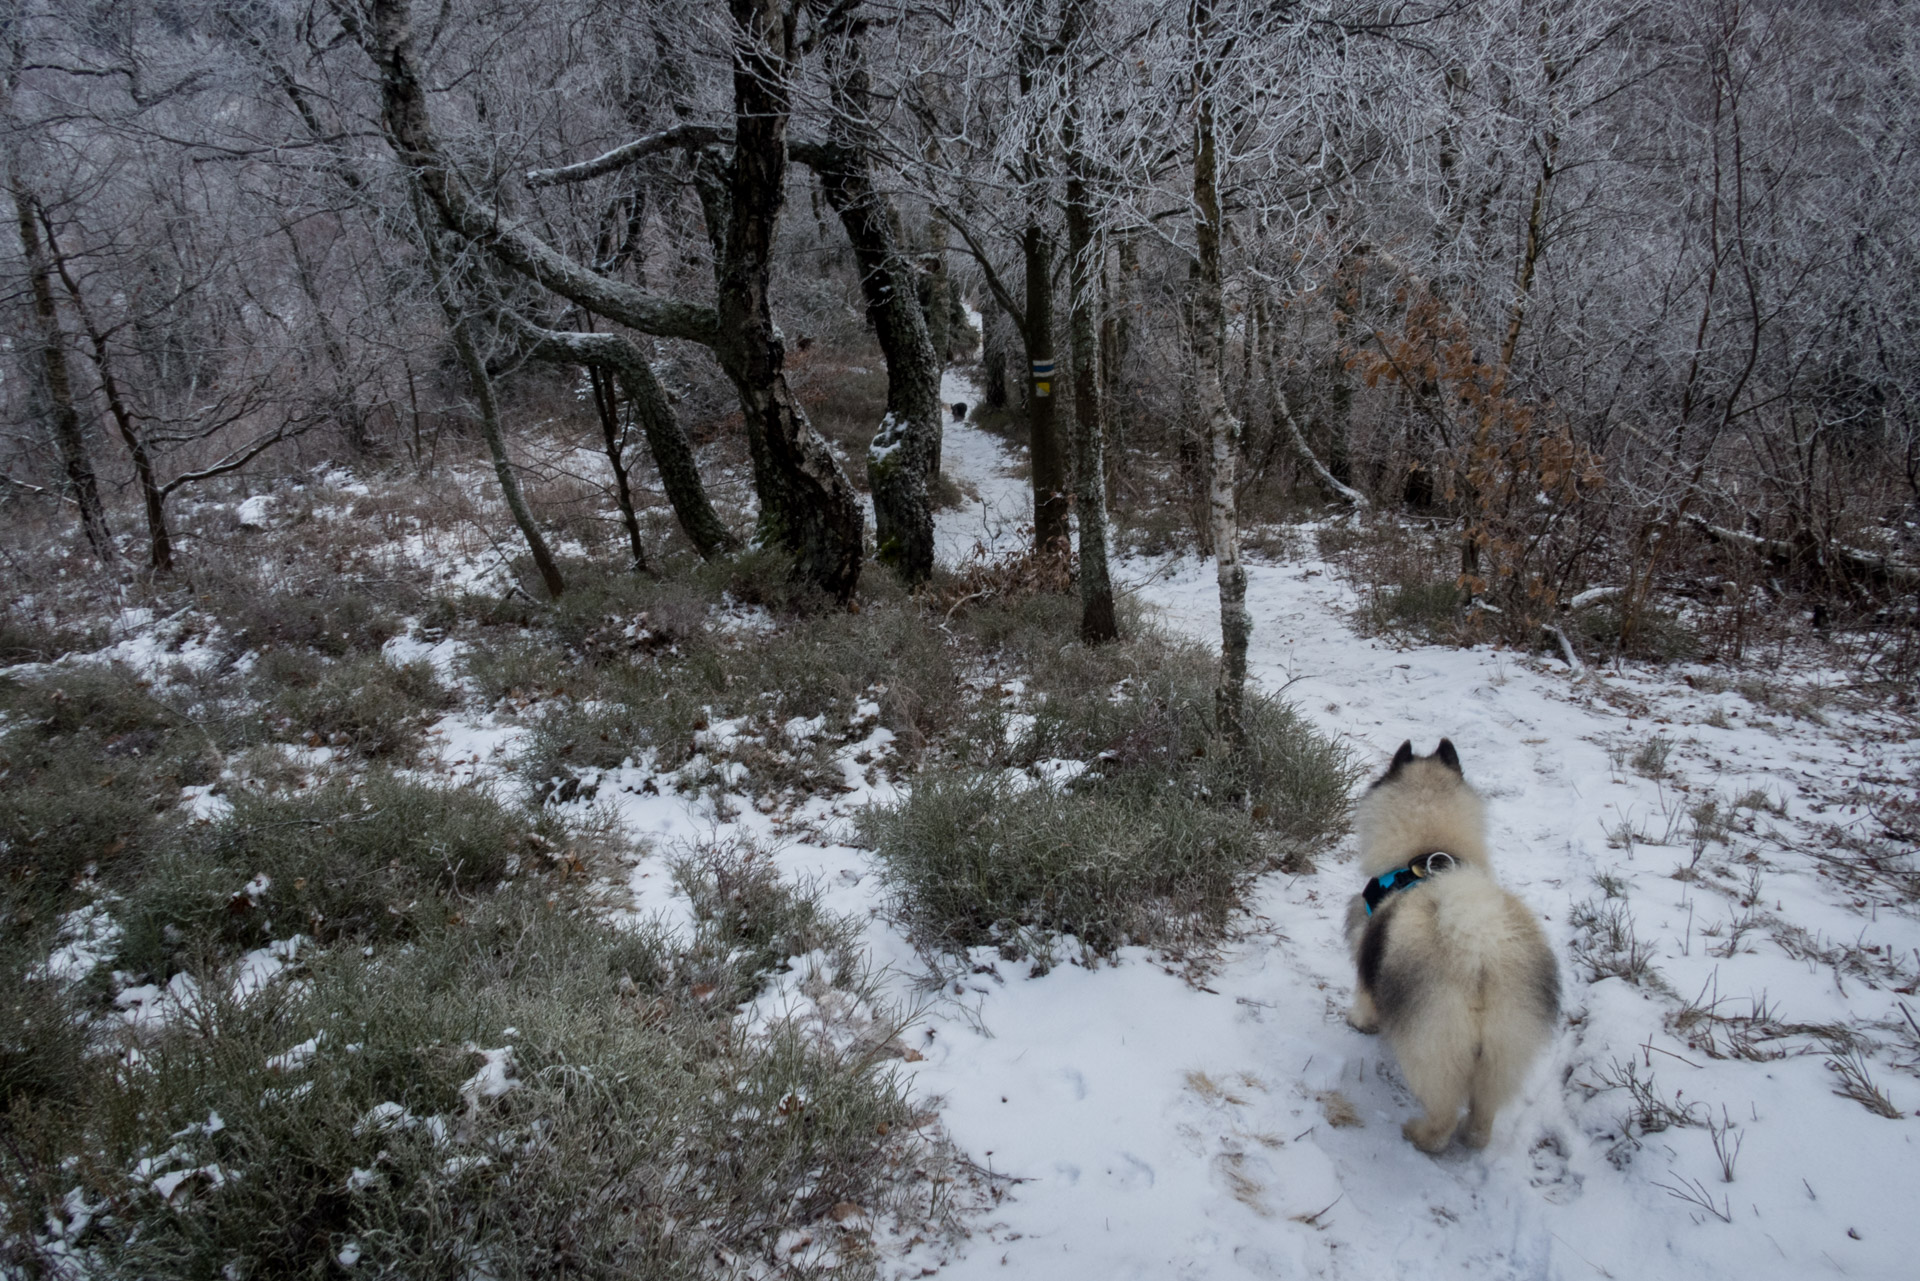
[896,404,1919,1280]
[932,365,1030,568]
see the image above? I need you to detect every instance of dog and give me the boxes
[1343,739,1559,1153]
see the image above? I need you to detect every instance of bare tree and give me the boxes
[1061,0,1117,642]
[799,2,944,584]
[1189,0,1248,757]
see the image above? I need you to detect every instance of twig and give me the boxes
[1655,1174,1733,1222]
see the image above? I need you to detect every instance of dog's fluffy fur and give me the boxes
[1344,739,1559,1153]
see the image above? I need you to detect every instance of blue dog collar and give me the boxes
[1362,851,1458,915]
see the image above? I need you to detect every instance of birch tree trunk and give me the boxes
[1190,0,1249,759]
[1062,0,1117,643]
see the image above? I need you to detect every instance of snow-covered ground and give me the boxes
[41,360,1915,1278]
[745,392,1917,1278]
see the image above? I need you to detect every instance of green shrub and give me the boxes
[864,626,1354,961]
[461,635,580,704]
[0,666,211,929]
[1361,577,1465,643]
[271,656,454,758]
[863,771,1258,962]
[0,608,109,664]
[220,583,405,658]
[673,840,861,1006]
[117,773,553,976]
[2,887,915,1280]
[0,926,89,1111]
[1571,602,1702,663]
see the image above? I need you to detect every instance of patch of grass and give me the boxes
[1569,896,1664,988]
[216,581,408,659]
[0,607,108,664]
[0,885,918,1280]
[673,839,861,1007]
[863,770,1259,964]
[1571,603,1701,663]
[863,612,1354,962]
[1361,577,1465,644]
[1630,735,1675,780]
[462,635,580,705]
[270,655,454,759]
[0,924,89,1112]
[116,772,556,977]
[1823,1038,1904,1118]
[0,665,213,930]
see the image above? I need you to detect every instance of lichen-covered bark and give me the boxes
[797,21,943,583]
[715,0,863,602]
[1062,0,1116,643]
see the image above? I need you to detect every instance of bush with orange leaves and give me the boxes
[1351,285,1605,641]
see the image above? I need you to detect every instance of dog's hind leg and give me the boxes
[1347,986,1380,1034]
[1402,1095,1464,1153]
[1393,1004,1475,1153]
[1461,1026,1531,1149]
[1461,1061,1500,1149]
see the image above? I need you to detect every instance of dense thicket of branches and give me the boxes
[3,0,1914,642]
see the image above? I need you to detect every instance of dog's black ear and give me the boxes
[1434,738,1462,774]
[1387,740,1415,775]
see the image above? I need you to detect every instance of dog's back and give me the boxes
[1347,741,1559,1151]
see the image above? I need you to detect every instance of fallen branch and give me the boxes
[1565,586,1623,611]
[1255,311,1367,509]
[1543,623,1585,677]
[1685,515,1919,588]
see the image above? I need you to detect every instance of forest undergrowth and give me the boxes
[0,421,1362,1277]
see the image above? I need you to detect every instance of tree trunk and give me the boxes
[1023,222,1070,555]
[42,215,173,570]
[447,312,566,599]
[1102,228,1137,489]
[1062,0,1116,643]
[716,0,864,603]
[1017,12,1070,558]
[285,227,378,456]
[1190,0,1249,762]
[11,184,113,563]
[586,362,651,574]
[1179,261,1212,556]
[415,200,565,599]
[801,19,944,584]
[502,312,738,561]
